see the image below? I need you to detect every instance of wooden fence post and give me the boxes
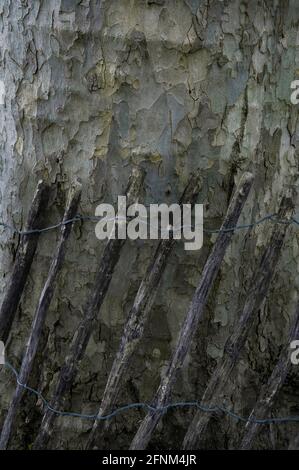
[182,194,294,450]
[86,172,202,449]
[0,182,81,449]
[130,172,254,450]
[241,300,299,449]
[33,168,144,449]
[0,180,50,343]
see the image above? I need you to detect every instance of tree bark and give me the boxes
[0,180,50,343]
[130,172,254,450]
[1,0,298,450]
[33,168,144,450]
[0,182,81,450]
[182,195,294,449]
[240,300,299,449]
[86,172,202,449]
[289,434,299,450]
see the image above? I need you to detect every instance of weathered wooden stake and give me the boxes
[86,172,202,449]
[33,167,144,450]
[0,181,81,450]
[240,300,299,449]
[130,172,254,450]
[182,194,294,450]
[0,180,50,343]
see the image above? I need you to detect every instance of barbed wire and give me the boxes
[2,361,299,425]
[0,213,298,237]
[1,215,298,427]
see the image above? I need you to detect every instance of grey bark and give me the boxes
[130,172,254,450]
[86,172,202,449]
[0,180,50,343]
[33,168,144,450]
[182,194,295,449]
[241,300,299,449]
[0,0,299,450]
[0,182,81,450]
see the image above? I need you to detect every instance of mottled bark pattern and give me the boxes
[0,0,298,450]
[33,168,144,450]
[183,195,295,449]
[130,172,253,450]
[0,180,50,343]
[241,300,299,449]
[0,182,81,449]
[87,172,202,449]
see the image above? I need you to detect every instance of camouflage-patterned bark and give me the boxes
[0,0,298,449]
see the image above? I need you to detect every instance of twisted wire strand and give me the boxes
[0,214,298,425]
[0,213,298,237]
[2,362,299,425]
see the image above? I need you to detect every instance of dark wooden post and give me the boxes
[241,300,299,449]
[86,172,202,449]
[33,167,144,450]
[0,182,81,449]
[130,172,254,450]
[0,180,50,343]
[182,194,294,450]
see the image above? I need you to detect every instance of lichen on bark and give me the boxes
[0,0,298,450]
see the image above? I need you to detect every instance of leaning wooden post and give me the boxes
[240,300,299,449]
[86,172,202,449]
[182,194,294,450]
[0,182,81,450]
[130,172,254,450]
[0,180,50,343]
[33,167,144,450]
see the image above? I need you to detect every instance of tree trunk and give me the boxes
[0,0,298,450]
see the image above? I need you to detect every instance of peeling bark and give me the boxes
[33,168,144,450]
[86,172,202,449]
[0,0,298,450]
[241,300,299,449]
[130,172,253,450]
[0,182,81,450]
[182,195,295,450]
[0,180,50,343]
